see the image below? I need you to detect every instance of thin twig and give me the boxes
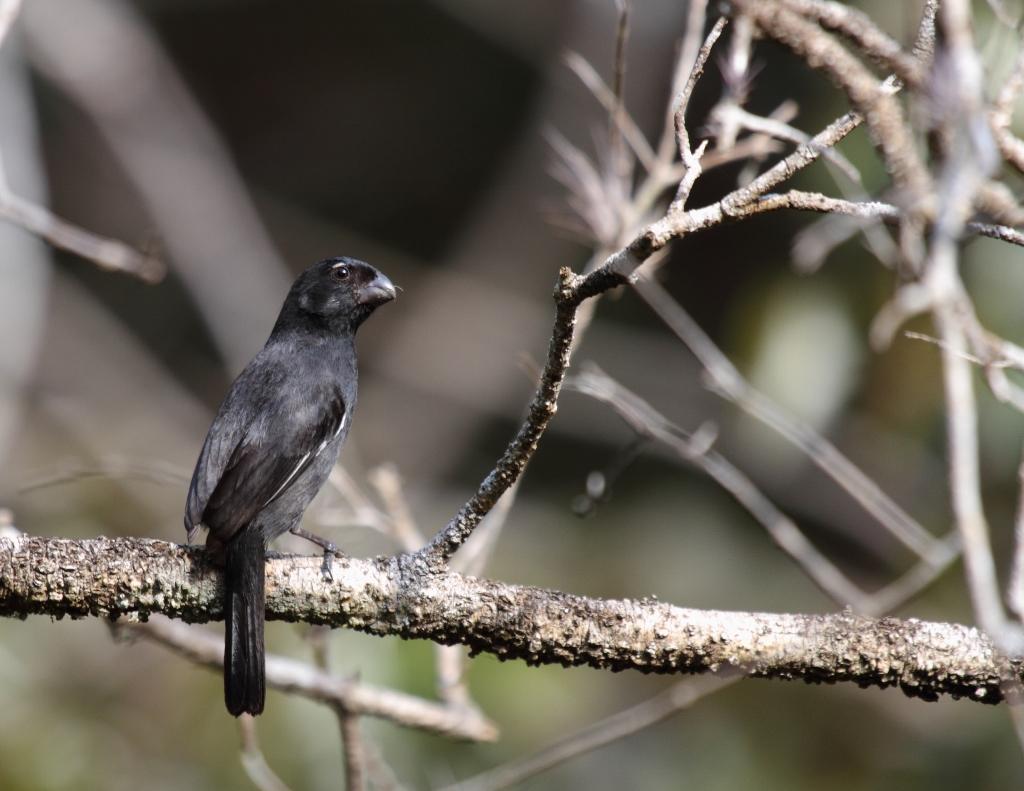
[0,0,22,47]
[775,0,922,86]
[367,464,425,552]
[417,267,628,566]
[442,676,736,791]
[935,296,1020,650]
[239,715,293,791]
[569,365,956,614]
[734,0,930,205]
[927,0,1022,655]
[718,111,864,215]
[320,467,393,539]
[18,456,190,493]
[712,106,862,184]
[308,627,368,791]
[339,713,366,791]
[1008,452,1024,621]
[991,37,1024,174]
[912,0,940,65]
[632,275,944,564]
[608,0,631,187]
[671,16,728,170]
[547,128,622,247]
[0,184,165,283]
[862,534,962,615]
[655,0,709,163]
[564,52,655,172]
[127,616,498,741]
[724,189,1024,250]
[563,52,656,172]
[711,13,755,151]
[438,0,961,583]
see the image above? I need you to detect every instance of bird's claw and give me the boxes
[320,543,337,581]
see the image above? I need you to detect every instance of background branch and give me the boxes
[124,615,497,742]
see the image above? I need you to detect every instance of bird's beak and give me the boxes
[356,271,397,307]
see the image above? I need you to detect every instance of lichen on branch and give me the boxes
[0,534,1015,705]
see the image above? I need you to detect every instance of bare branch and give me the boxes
[912,0,940,65]
[733,0,930,205]
[0,2,163,283]
[569,364,957,615]
[991,34,1024,174]
[24,0,291,368]
[730,190,900,221]
[367,464,425,552]
[655,0,708,163]
[710,13,755,151]
[710,106,863,185]
[569,368,868,607]
[935,299,1019,649]
[405,0,997,584]
[18,456,189,493]
[597,109,867,283]
[608,0,631,184]
[417,266,628,566]
[1,536,1017,705]
[1009,453,1024,622]
[339,712,366,791]
[238,715,293,791]
[442,677,736,791]
[123,616,498,742]
[719,111,864,215]
[671,16,727,165]
[728,190,1024,250]
[321,467,393,540]
[924,0,1023,654]
[632,275,944,564]
[307,626,370,791]
[0,177,165,283]
[775,0,922,86]
[563,52,656,172]
[0,0,22,48]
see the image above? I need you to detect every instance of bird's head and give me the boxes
[276,257,397,335]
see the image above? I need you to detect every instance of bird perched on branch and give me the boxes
[184,257,396,716]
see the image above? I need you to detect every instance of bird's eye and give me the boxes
[332,266,350,281]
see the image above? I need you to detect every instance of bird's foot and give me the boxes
[319,544,337,581]
[289,526,343,581]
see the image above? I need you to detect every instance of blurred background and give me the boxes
[2,0,1024,788]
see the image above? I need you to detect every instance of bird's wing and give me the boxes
[185,381,251,543]
[185,364,346,543]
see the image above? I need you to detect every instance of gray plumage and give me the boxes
[185,256,395,716]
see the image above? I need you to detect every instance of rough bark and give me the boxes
[0,534,1017,705]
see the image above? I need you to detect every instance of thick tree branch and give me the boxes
[1,535,1017,705]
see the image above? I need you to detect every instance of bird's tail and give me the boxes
[224,529,266,716]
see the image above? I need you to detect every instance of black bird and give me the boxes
[184,257,395,716]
